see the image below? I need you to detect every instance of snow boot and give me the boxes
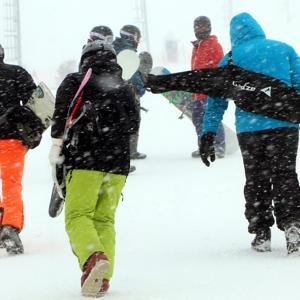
[0,225,24,255]
[285,223,300,255]
[81,252,110,297]
[0,230,4,249]
[215,146,225,159]
[191,150,201,158]
[97,279,110,297]
[129,165,136,173]
[130,152,147,160]
[251,228,271,252]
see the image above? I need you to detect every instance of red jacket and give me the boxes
[191,35,224,100]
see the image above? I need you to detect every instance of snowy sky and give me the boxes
[13,0,300,85]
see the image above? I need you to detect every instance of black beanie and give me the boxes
[194,16,211,29]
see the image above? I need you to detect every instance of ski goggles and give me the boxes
[89,32,114,44]
[120,30,141,43]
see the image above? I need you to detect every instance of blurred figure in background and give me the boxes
[191,16,225,158]
[113,25,147,164]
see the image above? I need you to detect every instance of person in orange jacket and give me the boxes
[191,16,225,158]
[0,44,38,255]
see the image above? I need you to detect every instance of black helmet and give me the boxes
[120,25,141,43]
[194,16,211,40]
[81,40,115,59]
[0,44,4,61]
[89,25,113,44]
[80,40,117,71]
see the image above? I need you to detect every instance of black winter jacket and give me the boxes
[0,61,37,141]
[51,55,139,176]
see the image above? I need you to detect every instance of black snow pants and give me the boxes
[237,127,300,233]
[129,96,141,155]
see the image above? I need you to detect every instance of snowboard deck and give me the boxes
[49,185,64,218]
[28,82,55,130]
[49,69,92,218]
[117,49,140,80]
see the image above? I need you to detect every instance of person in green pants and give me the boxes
[65,170,126,280]
[49,37,139,297]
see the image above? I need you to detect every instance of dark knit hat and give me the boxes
[194,16,211,28]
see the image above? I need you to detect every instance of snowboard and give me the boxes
[151,66,239,155]
[117,49,140,80]
[49,68,92,218]
[28,82,55,130]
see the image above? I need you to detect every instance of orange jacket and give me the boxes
[191,35,224,100]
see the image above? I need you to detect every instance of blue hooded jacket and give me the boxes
[203,12,300,134]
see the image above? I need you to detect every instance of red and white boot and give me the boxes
[97,279,110,297]
[81,252,110,297]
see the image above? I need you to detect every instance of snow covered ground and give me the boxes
[1,92,300,300]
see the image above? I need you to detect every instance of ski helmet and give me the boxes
[0,44,4,61]
[89,25,114,44]
[194,16,211,40]
[81,40,116,59]
[120,25,141,44]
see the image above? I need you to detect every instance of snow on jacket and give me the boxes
[191,35,224,101]
[51,53,139,176]
[203,12,300,134]
[0,61,39,141]
[113,37,146,97]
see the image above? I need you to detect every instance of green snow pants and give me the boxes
[64,169,126,280]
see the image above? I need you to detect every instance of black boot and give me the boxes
[0,225,24,255]
[129,165,136,173]
[191,150,201,158]
[251,228,271,252]
[285,223,300,255]
[130,152,147,160]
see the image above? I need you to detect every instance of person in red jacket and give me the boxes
[191,16,225,158]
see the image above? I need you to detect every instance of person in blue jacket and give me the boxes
[113,25,147,162]
[200,12,300,255]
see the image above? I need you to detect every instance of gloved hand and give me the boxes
[200,132,216,167]
[49,138,64,166]
[49,138,65,198]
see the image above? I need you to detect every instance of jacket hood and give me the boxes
[230,12,266,47]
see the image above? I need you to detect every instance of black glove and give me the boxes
[200,132,216,167]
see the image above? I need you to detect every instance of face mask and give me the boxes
[195,30,210,40]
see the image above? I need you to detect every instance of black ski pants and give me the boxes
[238,127,300,233]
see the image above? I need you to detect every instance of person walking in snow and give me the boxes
[113,25,147,165]
[190,16,225,158]
[0,44,41,255]
[200,12,300,255]
[49,39,139,297]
